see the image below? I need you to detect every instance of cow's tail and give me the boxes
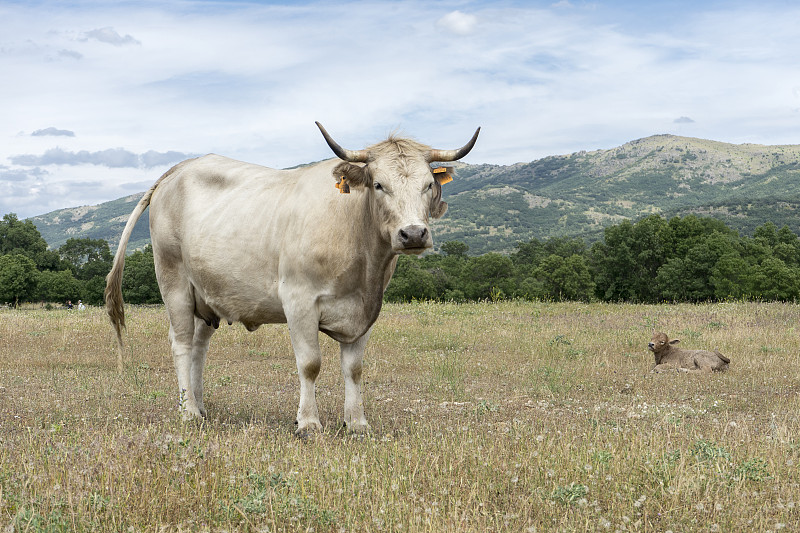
[105,167,176,373]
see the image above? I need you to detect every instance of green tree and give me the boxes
[121,246,162,304]
[58,238,113,280]
[511,238,546,272]
[711,254,752,300]
[83,276,108,306]
[0,213,61,271]
[753,221,779,248]
[461,253,515,300]
[591,216,670,302]
[0,254,39,306]
[384,256,438,302]
[37,269,83,304]
[536,254,595,301]
[664,215,734,258]
[440,241,469,258]
[748,257,800,301]
[543,236,587,259]
[57,238,114,305]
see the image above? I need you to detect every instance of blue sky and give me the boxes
[2,0,799,218]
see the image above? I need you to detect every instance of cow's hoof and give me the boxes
[294,420,322,440]
[180,408,205,422]
[294,427,320,441]
[344,420,370,435]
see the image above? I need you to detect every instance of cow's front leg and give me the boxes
[286,314,323,437]
[340,328,371,433]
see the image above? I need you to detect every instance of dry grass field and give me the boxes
[1,301,798,532]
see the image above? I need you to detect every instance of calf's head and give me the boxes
[648,332,679,358]
[317,122,479,254]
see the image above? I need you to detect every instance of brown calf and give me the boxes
[648,332,730,373]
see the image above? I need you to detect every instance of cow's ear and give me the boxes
[430,179,448,219]
[333,162,369,189]
[669,339,680,345]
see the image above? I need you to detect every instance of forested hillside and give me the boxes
[436,135,800,252]
[26,135,800,254]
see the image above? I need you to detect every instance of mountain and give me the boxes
[28,135,800,255]
[31,192,152,253]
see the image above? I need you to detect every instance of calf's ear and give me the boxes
[332,162,370,190]
[669,339,680,345]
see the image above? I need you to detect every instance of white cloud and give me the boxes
[81,27,141,46]
[32,127,75,137]
[436,11,478,36]
[58,49,83,60]
[11,147,192,168]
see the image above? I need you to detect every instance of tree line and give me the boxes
[2,211,800,307]
[0,213,159,307]
[388,214,800,303]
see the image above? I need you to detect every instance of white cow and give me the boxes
[105,122,479,436]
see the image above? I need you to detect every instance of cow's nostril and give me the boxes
[399,229,409,241]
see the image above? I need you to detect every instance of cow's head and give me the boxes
[317,122,479,255]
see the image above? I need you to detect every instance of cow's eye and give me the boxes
[374,182,383,191]
[426,182,433,192]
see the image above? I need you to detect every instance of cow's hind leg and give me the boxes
[340,329,370,433]
[164,291,209,420]
[190,317,215,417]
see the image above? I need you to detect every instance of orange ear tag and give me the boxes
[336,177,350,194]
[433,166,453,185]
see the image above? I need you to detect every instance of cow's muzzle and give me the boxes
[397,224,430,252]
[647,342,655,351]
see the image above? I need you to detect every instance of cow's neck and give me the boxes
[316,194,397,342]
[358,194,397,301]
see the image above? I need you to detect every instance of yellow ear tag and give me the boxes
[336,177,350,194]
[433,166,454,185]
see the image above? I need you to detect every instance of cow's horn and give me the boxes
[428,127,481,162]
[316,122,370,163]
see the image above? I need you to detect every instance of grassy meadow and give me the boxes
[0,301,798,532]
